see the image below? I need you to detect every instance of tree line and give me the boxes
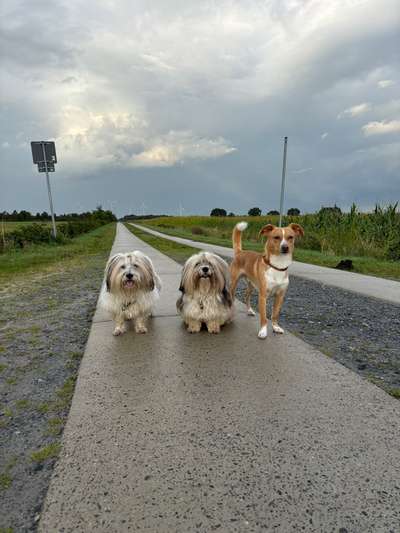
[210,207,303,217]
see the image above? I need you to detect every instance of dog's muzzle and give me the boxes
[123,272,137,288]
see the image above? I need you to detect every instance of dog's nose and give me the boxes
[126,272,134,279]
[202,266,209,273]
[281,245,289,253]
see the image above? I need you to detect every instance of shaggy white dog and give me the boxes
[176,251,233,333]
[99,251,161,336]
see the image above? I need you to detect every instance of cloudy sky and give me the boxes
[1,0,399,216]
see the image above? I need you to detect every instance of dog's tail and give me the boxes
[232,221,248,256]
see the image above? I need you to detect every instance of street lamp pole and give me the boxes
[279,136,288,228]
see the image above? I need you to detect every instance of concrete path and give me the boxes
[132,223,400,304]
[39,223,400,532]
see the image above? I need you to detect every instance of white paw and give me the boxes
[113,326,125,336]
[135,326,147,334]
[258,325,268,339]
[247,308,256,316]
[272,324,284,334]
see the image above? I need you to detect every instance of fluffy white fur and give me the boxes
[99,251,161,336]
[176,251,233,333]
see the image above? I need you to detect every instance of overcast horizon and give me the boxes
[1,0,399,217]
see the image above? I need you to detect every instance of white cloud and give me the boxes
[362,120,400,136]
[378,79,395,88]
[338,103,371,118]
[321,132,329,139]
[56,107,235,172]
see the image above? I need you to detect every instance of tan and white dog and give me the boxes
[230,221,304,339]
[100,251,161,336]
[177,251,233,333]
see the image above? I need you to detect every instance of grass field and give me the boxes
[1,221,56,234]
[132,216,400,280]
[0,223,116,284]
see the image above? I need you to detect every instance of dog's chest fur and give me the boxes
[265,266,289,294]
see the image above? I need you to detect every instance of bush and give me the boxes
[248,207,261,216]
[1,218,110,253]
[191,226,208,236]
[296,233,321,251]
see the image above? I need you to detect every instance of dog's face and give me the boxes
[259,223,304,256]
[105,252,155,293]
[180,252,230,297]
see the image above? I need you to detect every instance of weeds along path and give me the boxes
[0,225,115,532]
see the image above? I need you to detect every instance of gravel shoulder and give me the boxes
[0,248,112,532]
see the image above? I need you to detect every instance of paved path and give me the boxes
[39,223,400,532]
[132,223,400,304]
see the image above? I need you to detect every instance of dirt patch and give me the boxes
[0,254,108,532]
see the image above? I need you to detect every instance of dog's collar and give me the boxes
[262,256,289,272]
[121,300,136,311]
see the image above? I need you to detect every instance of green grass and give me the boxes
[30,442,61,463]
[0,222,116,283]
[131,219,400,280]
[125,224,199,264]
[0,221,55,233]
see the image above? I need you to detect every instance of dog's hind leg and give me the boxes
[229,266,240,300]
[271,289,287,334]
[245,282,256,316]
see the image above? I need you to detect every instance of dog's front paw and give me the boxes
[272,324,284,334]
[247,307,256,316]
[207,322,220,334]
[258,325,268,339]
[187,321,201,333]
[113,326,126,336]
[135,325,148,334]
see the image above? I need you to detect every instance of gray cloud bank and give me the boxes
[1,0,399,215]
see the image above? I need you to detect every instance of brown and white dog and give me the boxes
[176,251,233,333]
[230,221,304,339]
[99,251,161,336]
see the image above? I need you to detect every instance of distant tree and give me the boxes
[248,207,261,216]
[210,208,227,217]
[287,208,300,216]
[267,210,280,216]
[228,212,235,217]
[319,205,342,215]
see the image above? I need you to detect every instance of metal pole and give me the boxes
[41,142,57,238]
[279,136,288,227]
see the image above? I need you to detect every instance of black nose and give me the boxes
[281,245,289,253]
[126,272,133,279]
[202,266,209,273]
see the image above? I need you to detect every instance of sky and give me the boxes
[1,0,399,217]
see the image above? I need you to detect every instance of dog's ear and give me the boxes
[221,286,233,308]
[259,224,275,238]
[105,254,122,292]
[289,223,304,237]
[176,295,184,311]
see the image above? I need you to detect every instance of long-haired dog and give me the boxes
[230,221,304,339]
[177,251,233,333]
[99,251,161,336]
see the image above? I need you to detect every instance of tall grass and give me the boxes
[138,203,400,261]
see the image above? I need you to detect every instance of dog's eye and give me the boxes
[133,264,139,268]
[288,236,294,240]
[274,236,280,240]
[120,265,126,269]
